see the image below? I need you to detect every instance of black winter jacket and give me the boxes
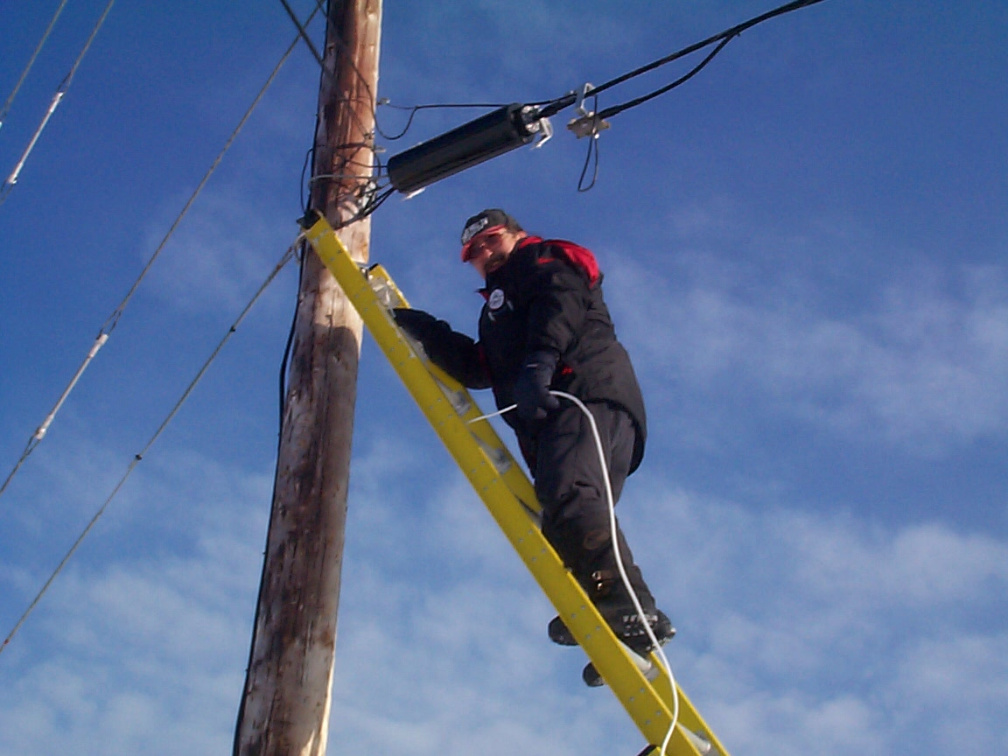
[405,236,647,472]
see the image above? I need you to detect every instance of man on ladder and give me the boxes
[394,209,674,680]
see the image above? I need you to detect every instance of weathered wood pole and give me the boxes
[233,2,381,754]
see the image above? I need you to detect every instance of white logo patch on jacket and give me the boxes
[487,288,506,310]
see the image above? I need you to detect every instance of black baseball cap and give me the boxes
[460,209,518,261]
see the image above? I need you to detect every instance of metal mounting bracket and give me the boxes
[567,82,610,139]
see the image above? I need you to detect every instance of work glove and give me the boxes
[392,307,440,342]
[513,350,561,421]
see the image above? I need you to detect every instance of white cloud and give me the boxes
[0,549,255,756]
[888,633,1008,752]
[2,431,1006,756]
[618,477,1008,754]
[605,252,1008,453]
[0,445,269,756]
[139,188,302,316]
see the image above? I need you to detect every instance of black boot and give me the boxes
[547,526,673,653]
[549,607,675,652]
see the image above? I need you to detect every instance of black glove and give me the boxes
[513,350,561,421]
[392,307,440,342]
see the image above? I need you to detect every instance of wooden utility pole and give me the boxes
[233,2,381,754]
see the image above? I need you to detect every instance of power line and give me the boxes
[0,238,300,658]
[539,0,828,122]
[1,0,117,205]
[369,0,831,195]
[0,0,71,130]
[540,0,833,191]
[0,11,318,507]
[593,0,825,104]
[595,34,733,121]
[278,0,327,70]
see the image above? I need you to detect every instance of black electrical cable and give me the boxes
[278,0,326,70]
[597,34,732,121]
[358,186,394,219]
[376,101,509,140]
[576,135,600,193]
[594,0,825,98]
[537,0,828,121]
[299,145,314,213]
[576,94,601,192]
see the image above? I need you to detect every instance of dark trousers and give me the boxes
[527,401,655,611]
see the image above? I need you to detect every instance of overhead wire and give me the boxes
[575,92,601,193]
[538,0,827,121]
[0,6,321,507]
[278,0,327,71]
[0,0,71,131]
[1,0,117,206]
[542,0,830,190]
[594,0,824,99]
[375,101,509,141]
[0,237,302,658]
[595,34,733,122]
[280,0,829,197]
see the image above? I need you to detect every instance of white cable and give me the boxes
[549,391,679,756]
[468,393,680,755]
[466,405,516,423]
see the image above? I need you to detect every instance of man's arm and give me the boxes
[392,308,492,389]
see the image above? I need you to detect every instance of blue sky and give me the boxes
[1,1,1006,754]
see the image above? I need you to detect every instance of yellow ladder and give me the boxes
[303,213,730,756]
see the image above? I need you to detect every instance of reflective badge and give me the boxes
[488,288,505,310]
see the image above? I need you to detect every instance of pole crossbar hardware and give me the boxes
[301,211,730,756]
